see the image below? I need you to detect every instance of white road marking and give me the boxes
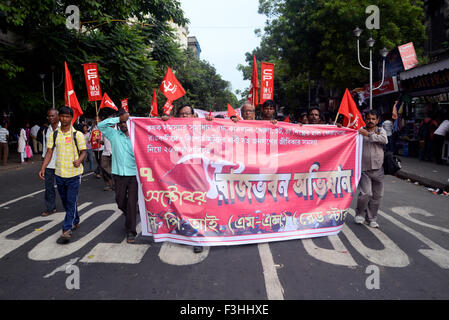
[258,243,284,300]
[43,257,80,278]
[28,203,121,261]
[80,223,151,264]
[0,202,92,259]
[302,234,358,267]
[391,206,449,234]
[379,209,449,269]
[158,242,210,265]
[0,172,94,209]
[343,209,410,267]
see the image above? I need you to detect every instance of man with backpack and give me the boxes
[38,106,87,244]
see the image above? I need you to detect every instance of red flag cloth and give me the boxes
[82,63,102,101]
[227,103,242,120]
[248,55,259,107]
[120,99,129,112]
[260,62,274,104]
[99,93,118,111]
[160,67,186,101]
[64,61,83,124]
[284,116,290,123]
[151,89,158,117]
[337,88,366,130]
[163,99,174,115]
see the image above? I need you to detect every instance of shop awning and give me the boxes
[400,58,449,80]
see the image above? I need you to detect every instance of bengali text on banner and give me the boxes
[130,118,363,246]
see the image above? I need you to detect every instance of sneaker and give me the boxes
[369,221,379,228]
[354,215,365,224]
[126,233,136,244]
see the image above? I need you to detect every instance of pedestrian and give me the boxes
[382,113,394,152]
[101,133,114,191]
[298,112,308,124]
[91,116,104,179]
[38,106,87,244]
[40,108,60,217]
[433,114,449,165]
[82,124,95,173]
[307,107,321,125]
[0,121,9,165]
[354,110,388,228]
[241,102,256,121]
[97,108,138,244]
[260,100,278,124]
[30,123,42,154]
[17,125,27,163]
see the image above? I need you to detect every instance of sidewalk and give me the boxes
[0,150,43,173]
[396,156,449,192]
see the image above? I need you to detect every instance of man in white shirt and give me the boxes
[41,109,60,216]
[30,123,42,154]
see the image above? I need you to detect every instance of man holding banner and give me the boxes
[354,110,387,228]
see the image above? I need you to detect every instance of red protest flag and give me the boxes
[82,63,102,101]
[163,99,174,116]
[160,67,186,101]
[284,116,290,123]
[99,92,118,111]
[64,61,83,124]
[150,89,158,117]
[260,62,274,104]
[248,55,259,107]
[337,88,366,130]
[227,103,242,120]
[120,99,129,112]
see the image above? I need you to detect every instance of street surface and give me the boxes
[1,161,448,300]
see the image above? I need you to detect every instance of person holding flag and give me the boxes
[97,108,139,244]
[38,106,87,244]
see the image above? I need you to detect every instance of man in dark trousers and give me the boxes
[97,108,138,243]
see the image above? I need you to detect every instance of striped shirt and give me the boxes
[47,127,86,178]
[0,127,8,143]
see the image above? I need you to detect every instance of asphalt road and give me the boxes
[1,160,449,302]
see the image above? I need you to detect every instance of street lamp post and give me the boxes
[353,26,389,110]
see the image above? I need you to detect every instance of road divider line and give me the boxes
[258,243,284,300]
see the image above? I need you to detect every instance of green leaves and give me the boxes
[245,0,427,114]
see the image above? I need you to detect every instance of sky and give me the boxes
[180,0,267,100]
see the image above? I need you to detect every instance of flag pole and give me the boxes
[334,112,340,125]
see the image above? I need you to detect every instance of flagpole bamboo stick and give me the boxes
[334,112,340,125]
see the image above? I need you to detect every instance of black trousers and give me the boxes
[113,175,138,236]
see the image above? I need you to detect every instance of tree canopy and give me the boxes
[0,0,237,126]
[239,0,426,116]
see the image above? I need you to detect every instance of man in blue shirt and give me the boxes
[98,109,138,243]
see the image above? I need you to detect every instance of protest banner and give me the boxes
[121,99,129,112]
[260,62,274,104]
[82,63,102,102]
[130,118,362,246]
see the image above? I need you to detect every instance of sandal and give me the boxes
[41,209,56,217]
[72,223,79,231]
[57,230,71,244]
